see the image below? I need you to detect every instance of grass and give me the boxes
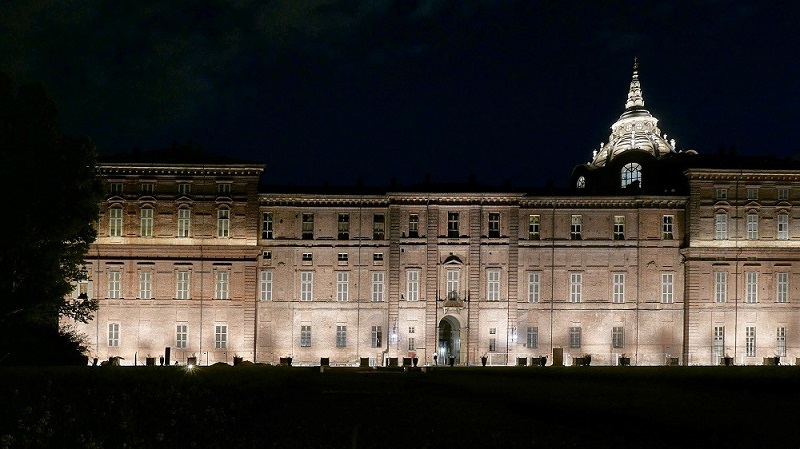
[2,365,799,448]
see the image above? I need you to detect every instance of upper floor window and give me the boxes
[447,212,460,238]
[621,163,642,188]
[300,271,313,301]
[778,213,790,240]
[714,271,727,303]
[662,215,674,240]
[338,214,350,240]
[176,271,190,300]
[336,272,349,302]
[217,183,231,195]
[569,272,582,303]
[140,207,153,238]
[301,213,314,240]
[715,212,728,240]
[373,214,385,240]
[108,323,120,347]
[746,213,758,240]
[177,208,191,238]
[108,270,121,299]
[406,270,419,301]
[746,187,758,200]
[217,209,230,238]
[109,182,123,195]
[372,272,385,302]
[776,272,789,303]
[745,272,758,304]
[109,206,123,237]
[661,273,674,304]
[262,212,273,239]
[487,269,500,301]
[141,183,154,195]
[215,271,229,300]
[488,213,500,238]
[529,215,540,240]
[612,273,625,303]
[570,215,582,240]
[528,272,540,303]
[408,214,419,238]
[779,188,790,201]
[446,270,460,300]
[260,271,273,301]
[178,183,191,195]
[715,188,727,200]
[613,216,625,240]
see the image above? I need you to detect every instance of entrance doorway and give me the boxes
[438,316,461,365]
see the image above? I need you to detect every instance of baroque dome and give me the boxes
[591,60,676,167]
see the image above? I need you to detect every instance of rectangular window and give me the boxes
[176,324,187,349]
[446,270,460,300]
[745,326,756,357]
[527,326,538,349]
[301,213,314,239]
[373,214,385,240]
[337,253,348,262]
[715,213,728,240]
[217,183,231,195]
[108,323,119,347]
[613,215,625,240]
[140,208,153,237]
[571,215,582,240]
[216,271,229,300]
[661,273,674,304]
[178,183,191,195]
[408,337,416,351]
[569,326,582,349]
[110,182,123,195]
[406,270,419,301]
[336,325,346,348]
[176,271,190,300]
[217,209,230,238]
[777,327,787,357]
[487,269,500,301]
[612,326,624,349]
[372,272,385,302]
[141,182,154,194]
[747,187,758,200]
[337,272,349,302]
[779,188,790,201]
[488,337,497,352]
[373,253,384,262]
[262,212,274,239]
[716,188,727,200]
[447,212,460,238]
[259,271,272,301]
[713,326,725,362]
[747,213,758,240]
[138,271,152,299]
[108,270,121,299]
[662,215,674,240]
[215,325,227,349]
[109,207,123,237]
[371,325,382,348]
[302,253,313,262]
[528,272,540,303]
[777,272,789,303]
[300,272,313,301]
[570,272,582,303]
[612,273,625,303]
[746,271,758,303]
[177,209,190,238]
[338,213,349,240]
[528,215,540,240]
[714,272,727,303]
[300,325,311,347]
[408,214,419,238]
[778,213,789,240]
[488,213,500,238]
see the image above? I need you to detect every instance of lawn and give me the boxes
[1,365,799,448]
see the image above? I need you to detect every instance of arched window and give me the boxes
[576,176,586,189]
[621,163,642,188]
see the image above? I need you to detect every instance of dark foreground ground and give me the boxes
[1,364,799,448]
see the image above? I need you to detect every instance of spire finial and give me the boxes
[633,57,639,74]
[625,57,644,109]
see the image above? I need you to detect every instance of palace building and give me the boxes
[66,63,800,367]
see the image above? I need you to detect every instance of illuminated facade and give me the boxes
[67,65,800,366]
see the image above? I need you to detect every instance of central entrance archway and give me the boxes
[438,316,461,365]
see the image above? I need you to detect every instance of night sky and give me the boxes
[2,1,799,188]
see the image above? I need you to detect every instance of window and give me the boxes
[571,215,582,240]
[373,253,384,262]
[109,207,123,237]
[570,273,582,303]
[176,271,190,300]
[488,337,497,352]
[713,326,724,362]
[141,182,154,194]
[527,327,538,349]
[447,212,460,238]
[621,162,642,188]
[662,215,674,240]
[176,324,187,349]
[613,216,625,240]
[259,271,272,301]
[262,212,274,239]
[140,208,153,237]
[177,208,191,238]
[528,272,540,303]
[217,183,231,195]
[109,182,123,195]
[745,271,758,303]
[487,269,500,301]
[777,327,787,357]
[338,214,349,240]
[612,326,624,349]
[715,272,727,303]
[217,209,230,238]
[661,273,674,304]
[336,272,349,302]
[716,188,727,200]
[300,272,313,301]
[779,189,790,201]
[215,325,227,349]
[372,272,384,302]
[576,176,586,189]
[446,270,460,300]
[746,213,758,240]
[262,251,272,260]
[408,214,419,238]
[569,326,582,348]
[337,253,348,262]
[138,271,152,299]
[745,326,756,357]
[747,187,758,200]
[336,325,346,348]
[373,214,385,240]
[408,337,416,351]
[406,270,419,301]
[216,271,229,300]
[178,183,191,195]
[778,213,789,240]
[300,325,311,347]
[108,323,120,347]
[612,273,625,303]
[528,215,540,240]
[302,253,313,262]
[488,213,500,238]
[371,325,382,348]
[715,212,728,240]
[108,270,121,299]
[301,213,314,239]
[777,272,788,303]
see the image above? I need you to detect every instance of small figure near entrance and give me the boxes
[433,353,438,365]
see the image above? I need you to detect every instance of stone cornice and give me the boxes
[260,194,389,207]
[685,169,800,182]
[99,163,264,177]
[520,196,687,209]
